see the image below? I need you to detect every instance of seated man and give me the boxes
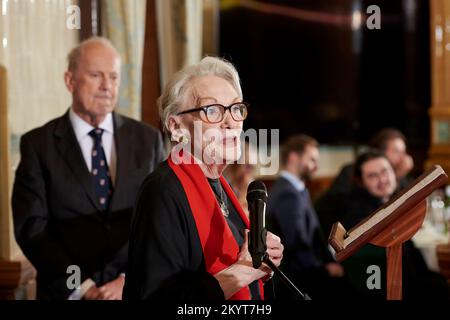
[315,128,414,237]
[12,37,165,300]
[341,151,449,300]
[266,134,352,300]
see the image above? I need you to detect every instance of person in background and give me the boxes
[315,128,414,237]
[367,128,414,188]
[341,151,449,300]
[12,37,165,300]
[266,134,351,300]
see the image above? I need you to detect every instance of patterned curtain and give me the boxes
[156,0,203,87]
[101,0,147,120]
[0,0,79,260]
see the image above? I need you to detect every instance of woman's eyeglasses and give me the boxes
[176,102,249,124]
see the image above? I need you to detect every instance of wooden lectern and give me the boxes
[329,165,448,300]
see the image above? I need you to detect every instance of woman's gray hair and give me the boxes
[158,56,243,134]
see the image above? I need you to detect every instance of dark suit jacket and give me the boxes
[315,162,415,237]
[267,177,333,276]
[314,163,354,237]
[12,110,165,299]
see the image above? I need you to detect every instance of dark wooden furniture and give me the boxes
[329,165,448,300]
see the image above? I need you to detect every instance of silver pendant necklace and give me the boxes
[218,196,230,218]
[212,182,230,218]
[210,179,230,218]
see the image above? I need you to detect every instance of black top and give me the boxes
[207,178,245,243]
[124,161,260,300]
[342,187,384,230]
[207,178,261,300]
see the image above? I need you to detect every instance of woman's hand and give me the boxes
[265,231,283,267]
[325,262,344,278]
[213,230,283,299]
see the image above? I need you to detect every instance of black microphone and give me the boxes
[246,180,312,300]
[246,180,268,269]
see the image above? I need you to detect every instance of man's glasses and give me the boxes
[176,102,249,124]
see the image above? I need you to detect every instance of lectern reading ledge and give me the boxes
[329,165,448,300]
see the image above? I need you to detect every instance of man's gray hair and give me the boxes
[67,36,120,72]
[158,56,243,134]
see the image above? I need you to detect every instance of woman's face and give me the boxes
[175,76,244,165]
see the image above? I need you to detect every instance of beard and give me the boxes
[300,171,312,182]
[300,165,317,182]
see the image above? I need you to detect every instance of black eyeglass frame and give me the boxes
[176,102,249,123]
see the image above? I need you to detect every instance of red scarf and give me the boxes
[168,153,264,300]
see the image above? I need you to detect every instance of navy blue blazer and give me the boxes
[267,177,334,275]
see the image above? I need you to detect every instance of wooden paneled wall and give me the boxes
[427,0,450,174]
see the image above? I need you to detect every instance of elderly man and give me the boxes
[12,37,164,300]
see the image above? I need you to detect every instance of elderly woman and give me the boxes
[124,57,283,300]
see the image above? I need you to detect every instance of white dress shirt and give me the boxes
[279,170,305,192]
[69,108,117,186]
[67,108,117,300]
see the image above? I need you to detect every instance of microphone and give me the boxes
[246,180,268,269]
[246,180,312,300]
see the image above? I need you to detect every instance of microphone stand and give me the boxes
[262,253,311,301]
